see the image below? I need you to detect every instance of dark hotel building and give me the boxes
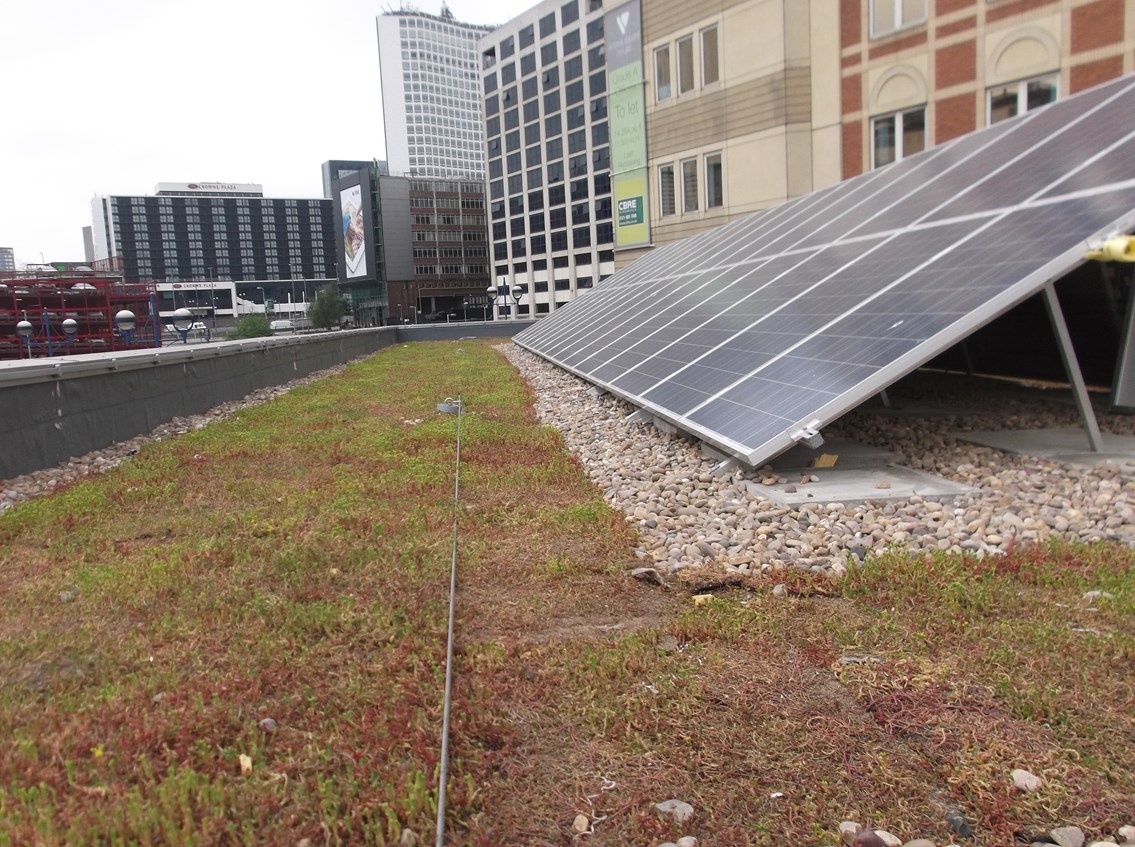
[90,182,337,284]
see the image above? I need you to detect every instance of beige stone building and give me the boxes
[633,0,1135,267]
[636,0,843,262]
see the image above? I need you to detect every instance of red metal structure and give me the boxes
[0,272,160,360]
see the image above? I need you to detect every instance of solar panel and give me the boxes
[515,74,1135,466]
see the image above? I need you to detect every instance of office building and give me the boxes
[82,227,95,263]
[328,159,490,325]
[0,247,14,272]
[479,0,623,317]
[377,7,496,179]
[90,182,337,285]
[322,160,388,200]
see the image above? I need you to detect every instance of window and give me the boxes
[701,27,719,86]
[524,100,540,122]
[527,167,543,189]
[501,62,516,85]
[587,17,603,43]
[705,153,723,209]
[655,45,671,101]
[522,77,538,100]
[521,52,536,76]
[526,144,542,166]
[539,12,556,39]
[542,66,560,89]
[566,80,585,105]
[589,70,606,97]
[561,0,578,26]
[567,104,586,129]
[681,158,698,212]
[677,35,694,94]
[659,164,676,216]
[565,56,583,80]
[525,123,541,146]
[484,73,498,94]
[988,75,1057,124]
[500,36,515,60]
[870,0,927,37]
[542,41,558,66]
[519,24,535,48]
[871,106,925,167]
[589,44,606,70]
[564,29,581,55]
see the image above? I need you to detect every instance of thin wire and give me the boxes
[435,396,462,847]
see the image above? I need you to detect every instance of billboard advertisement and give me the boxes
[605,0,649,249]
[614,169,650,248]
[340,184,368,279]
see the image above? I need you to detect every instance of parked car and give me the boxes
[269,319,294,333]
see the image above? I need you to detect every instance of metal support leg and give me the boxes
[1112,271,1135,412]
[1043,283,1103,452]
[878,388,892,409]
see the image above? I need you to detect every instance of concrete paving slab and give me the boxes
[766,436,902,471]
[959,428,1135,469]
[745,466,976,506]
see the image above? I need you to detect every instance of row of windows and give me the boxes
[489,174,612,222]
[869,75,1057,168]
[658,153,723,217]
[413,247,488,258]
[407,180,483,193]
[654,26,718,102]
[408,214,486,226]
[414,264,488,275]
[494,223,614,259]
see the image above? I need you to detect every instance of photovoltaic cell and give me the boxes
[515,74,1135,465]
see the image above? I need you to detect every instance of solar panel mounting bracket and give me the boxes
[789,420,825,450]
[626,408,652,425]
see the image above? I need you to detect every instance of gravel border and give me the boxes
[498,344,1135,576]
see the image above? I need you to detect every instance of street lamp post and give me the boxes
[114,309,138,347]
[171,308,193,344]
[15,310,78,358]
[511,284,524,319]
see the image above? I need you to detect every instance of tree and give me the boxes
[228,314,272,339]
[309,285,349,330]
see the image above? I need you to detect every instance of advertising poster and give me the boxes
[614,169,650,248]
[604,0,650,249]
[341,184,367,279]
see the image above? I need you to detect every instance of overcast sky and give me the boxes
[0,0,523,265]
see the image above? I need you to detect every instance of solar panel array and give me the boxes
[514,74,1135,467]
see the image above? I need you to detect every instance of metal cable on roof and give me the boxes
[434,396,462,847]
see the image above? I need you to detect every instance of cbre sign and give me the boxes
[618,196,643,226]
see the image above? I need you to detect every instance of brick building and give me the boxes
[839,0,1135,179]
